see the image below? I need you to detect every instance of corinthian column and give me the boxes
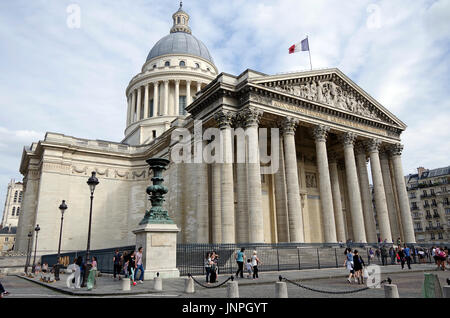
[234,115,248,243]
[186,80,192,106]
[144,83,149,119]
[153,81,159,116]
[131,89,137,122]
[312,125,337,243]
[136,86,142,121]
[340,132,367,243]
[281,117,304,243]
[174,80,180,116]
[163,80,169,116]
[354,142,378,242]
[211,163,222,243]
[389,143,416,243]
[380,149,401,241]
[274,135,290,242]
[126,94,132,125]
[328,152,346,243]
[366,139,392,243]
[243,107,264,243]
[214,110,235,243]
[196,82,201,93]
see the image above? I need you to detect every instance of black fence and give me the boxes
[41,242,442,276]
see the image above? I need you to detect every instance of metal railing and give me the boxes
[39,242,448,276]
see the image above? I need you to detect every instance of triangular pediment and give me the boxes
[248,68,406,129]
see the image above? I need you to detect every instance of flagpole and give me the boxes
[307,35,312,71]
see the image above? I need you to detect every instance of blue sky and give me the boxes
[0,0,449,221]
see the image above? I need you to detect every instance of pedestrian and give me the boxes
[398,247,406,269]
[128,251,136,286]
[113,249,122,280]
[352,249,365,284]
[368,248,374,264]
[91,256,98,270]
[418,248,425,263]
[235,248,245,279]
[344,248,355,284]
[251,250,262,279]
[436,246,447,271]
[396,237,401,247]
[35,262,41,275]
[122,251,129,278]
[135,247,145,284]
[212,251,219,278]
[245,259,253,279]
[432,246,437,264]
[380,245,388,266]
[375,248,381,262]
[0,280,10,298]
[74,256,83,289]
[204,252,212,284]
[210,253,217,283]
[403,244,412,269]
[42,262,48,274]
[389,247,395,265]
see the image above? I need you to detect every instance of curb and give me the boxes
[15,275,166,297]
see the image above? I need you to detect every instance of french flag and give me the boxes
[289,37,309,54]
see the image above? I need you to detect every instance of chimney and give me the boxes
[417,167,426,178]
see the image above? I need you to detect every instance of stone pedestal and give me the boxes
[133,223,180,279]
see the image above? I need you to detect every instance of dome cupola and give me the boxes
[170,2,191,34]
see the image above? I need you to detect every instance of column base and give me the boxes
[142,269,180,280]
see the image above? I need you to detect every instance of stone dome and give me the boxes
[146,32,214,64]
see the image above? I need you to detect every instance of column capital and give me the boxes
[174,79,180,84]
[164,80,169,85]
[379,148,390,160]
[339,132,357,147]
[312,125,330,142]
[365,138,382,153]
[279,117,299,135]
[240,107,263,128]
[388,143,404,156]
[153,81,159,87]
[186,80,192,85]
[214,110,234,129]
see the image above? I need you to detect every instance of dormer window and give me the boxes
[179,61,186,67]
[153,64,157,69]
[206,67,210,72]
[195,63,200,68]
[177,17,180,24]
[165,61,170,67]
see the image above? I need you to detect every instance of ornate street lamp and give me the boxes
[54,200,68,281]
[32,224,40,273]
[24,231,32,274]
[82,171,99,287]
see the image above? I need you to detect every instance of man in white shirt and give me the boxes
[135,247,145,283]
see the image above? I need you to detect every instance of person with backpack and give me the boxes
[113,249,122,281]
[380,245,388,266]
[344,248,355,283]
[403,244,412,269]
[398,247,406,269]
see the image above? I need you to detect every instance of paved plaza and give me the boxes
[1,263,448,298]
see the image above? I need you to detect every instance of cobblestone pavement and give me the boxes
[1,263,448,298]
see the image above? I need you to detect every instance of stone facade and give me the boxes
[14,5,417,255]
[406,166,450,243]
[1,179,23,228]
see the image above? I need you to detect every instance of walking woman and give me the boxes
[235,248,245,279]
[344,248,355,283]
[352,249,365,284]
[128,250,136,286]
[251,251,262,279]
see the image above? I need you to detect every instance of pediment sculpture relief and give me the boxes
[272,80,381,121]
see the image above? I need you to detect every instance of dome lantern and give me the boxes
[170,1,191,34]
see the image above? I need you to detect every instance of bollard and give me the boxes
[384,284,399,298]
[185,277,195,294]
[443,286,450,298]
[122,277,131,291]
[275,281,288,298]
[227,280,239,298]
[154,276,162,291]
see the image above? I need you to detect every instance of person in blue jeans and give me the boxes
[134,247,145,283]
[403,244,412,269]
[235,248,246,279]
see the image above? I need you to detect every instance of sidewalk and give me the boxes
[16,263,438,297]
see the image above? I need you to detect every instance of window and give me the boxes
[179,61,186,67]
[179,96,187,115]
[177,17,180,24]
[164,61,170,67]
[445,208,450,215]
[19,191,23,203]
[12,207,15,216]
[431,233,435,240]
[195,63,200,69]
[152,130,157,138]
[206,67,210,72]
[438,233,443,239]
[431,189,435,195]
[14,191,18,203]
[16,207,19,216]
[153,64,157,69]
[442,187,447,193]
[423,190,427,196]
[5,237,8,242]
